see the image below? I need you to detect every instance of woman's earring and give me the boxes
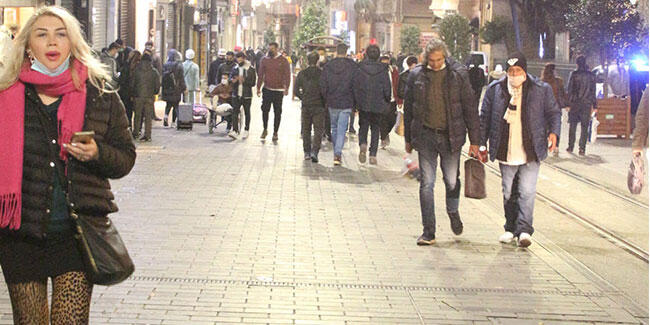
[26,50,34,64]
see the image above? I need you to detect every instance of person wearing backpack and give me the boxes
[162,49,186,127]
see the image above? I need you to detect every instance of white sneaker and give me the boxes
[228,130,238,139]
[242,130,249,139]
[518,233,532,247]
[499,231,514,243]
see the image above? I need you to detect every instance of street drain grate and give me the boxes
[128,275,604,297]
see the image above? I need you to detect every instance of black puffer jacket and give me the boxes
[404,60,480,152]
[162,60,186,102]
[353,60,392,113]
[5,83,136,240]
[320,57,358,109]
[294,66,324,108]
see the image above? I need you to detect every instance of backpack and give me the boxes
[162,65,177,96]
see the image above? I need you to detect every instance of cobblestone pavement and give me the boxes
[0,97,647,324]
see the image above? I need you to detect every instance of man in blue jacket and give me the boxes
[320,43,358,166]
[479,52,561,247]
[404,39,480,246]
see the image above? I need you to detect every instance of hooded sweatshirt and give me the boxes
[319,57,358,109]
[353,60,392,113]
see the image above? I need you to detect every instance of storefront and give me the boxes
[0,0,48,33]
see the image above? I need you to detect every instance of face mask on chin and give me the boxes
[508,74,526,88]
[31,55,71,77]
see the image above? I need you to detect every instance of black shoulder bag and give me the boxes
[37,108,134,286]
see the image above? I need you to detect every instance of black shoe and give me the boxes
[163,118,168,127]
[311,154,319,163]
[139,136,151,142]
[448,212,464,235]
[566,147,573,153]
[417,231,435,245]
[272,133,279,141]
[578,149,585,156]
[304,152,311,160]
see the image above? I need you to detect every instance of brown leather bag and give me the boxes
[464,158,486,199]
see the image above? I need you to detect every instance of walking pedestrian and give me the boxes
[566,55,597,156]
[208,48,226,87]
[132,52,161,141]
[257,42,291,141]
[541,63,569,156]
[379,54,400,149]
[296,51,327,163]
[229,51,257,139]
[317,46,332,142]
[468,59,486,106]
[353,44,391,165]
[320,43,358,166]
[183,49,200,105]
[161,49,186,127]
[144,41,163,121]
[479,52,561,247]
[99,42,120,89]
[118,50,141,129]
[403,39,480,245]
[0,7,136,323]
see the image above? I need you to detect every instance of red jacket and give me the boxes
[257,54,291,92]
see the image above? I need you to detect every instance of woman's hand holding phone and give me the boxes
[64,131,99,162]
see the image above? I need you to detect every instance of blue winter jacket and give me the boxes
[320,57,358,109]
[479,75,562,162]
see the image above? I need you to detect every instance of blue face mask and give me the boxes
[31,55,71,77]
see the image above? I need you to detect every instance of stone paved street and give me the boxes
[0,96,647,324]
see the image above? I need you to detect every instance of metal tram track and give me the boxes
[461,152,649,263]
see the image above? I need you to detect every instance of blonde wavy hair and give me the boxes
[0,6,111,93]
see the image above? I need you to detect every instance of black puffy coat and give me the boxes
[404,60,480,152]
[5,83,136,240]
[162,61,186,102]
[353,61,391,113]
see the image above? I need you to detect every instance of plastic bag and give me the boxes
[628,153,645,194]
[402,155,421,181]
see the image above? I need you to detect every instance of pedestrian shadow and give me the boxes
[297,162,375,184]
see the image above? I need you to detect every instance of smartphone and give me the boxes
[71,131,95,144]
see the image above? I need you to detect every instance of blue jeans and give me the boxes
[417,130,461,232]
[499,161,540,236]
[329,108,351,156]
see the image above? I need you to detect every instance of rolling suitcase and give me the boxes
[177,95,193,130]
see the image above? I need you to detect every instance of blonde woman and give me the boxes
[0,6,135,324]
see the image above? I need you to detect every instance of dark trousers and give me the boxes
[324,108,332,139]
[124,99,134,128]
[164,100,180,122]
[232,96,252,133]
[568,102,591,151]
[133,97,155,138]
[380,102,397,140]
[349,110,357,132]
[260,88,284,133]
[301,106,325,155]
[359,111,382,156]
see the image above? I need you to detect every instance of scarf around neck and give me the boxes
[0,59,88,230]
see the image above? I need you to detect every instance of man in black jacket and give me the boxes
[353,45,391,165]
[229,51,257,139]
[404,39,480,245]
[208,49,226,87]
[321,43,358,166]
[132,53,161,141]
[566,55,597,155]
[295,51,326,163]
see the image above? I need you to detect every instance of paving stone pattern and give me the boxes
[0,99,645,324]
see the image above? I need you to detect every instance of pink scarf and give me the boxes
[0,59,88,230]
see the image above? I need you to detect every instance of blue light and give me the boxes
[631,56,649,71]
